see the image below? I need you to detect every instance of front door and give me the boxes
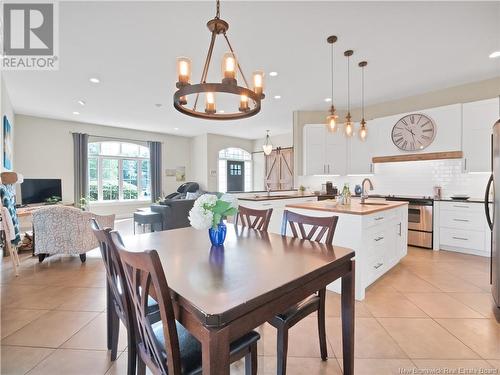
[227,161,244,192]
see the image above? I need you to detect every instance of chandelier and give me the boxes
[173,0,265,120]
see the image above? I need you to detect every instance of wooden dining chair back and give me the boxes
[110,231,182,375]
[273,210,340,374]
[90,219,129,323]
[281,210,339,245]
[235,206,273,231]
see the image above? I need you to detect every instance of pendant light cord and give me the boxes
[330,42,334,104]
[216,0,220,18]
[347,54,350,113]
[361,65,365,119]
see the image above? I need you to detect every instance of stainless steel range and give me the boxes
[385,195,434,249]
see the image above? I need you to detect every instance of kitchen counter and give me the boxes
[286,198,408,215]
[238,194,317,201]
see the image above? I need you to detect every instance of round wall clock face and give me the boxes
[391,114,436,151]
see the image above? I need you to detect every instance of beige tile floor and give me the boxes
[1,220,499,374]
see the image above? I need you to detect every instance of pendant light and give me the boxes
[262,130,273,155]
[173,0,265,120]
[358,61,368,141]
[344,50,354,137]
[326,36,338,132]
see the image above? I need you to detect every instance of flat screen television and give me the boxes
[21,179,62,205]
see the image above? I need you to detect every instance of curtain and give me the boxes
[148,141,162,202]
[73,133,89,206]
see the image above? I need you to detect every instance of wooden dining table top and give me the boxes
[122,225,355,327]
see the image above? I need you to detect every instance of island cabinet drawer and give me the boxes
[440,227,485,251]
[440,201,484,214]
[366,255,387,285]
[364,227,389,259]
[363,211,395,228]
[439,210,485,231]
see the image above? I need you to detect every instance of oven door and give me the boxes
[408,204,433,232]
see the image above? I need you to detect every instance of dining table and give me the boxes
[122,224,355,375]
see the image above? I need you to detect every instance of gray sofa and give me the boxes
[150,199,195,231]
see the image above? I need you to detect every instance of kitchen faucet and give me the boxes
[361,178,374,204]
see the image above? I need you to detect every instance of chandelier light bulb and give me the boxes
[176,57,191,85]
[239,94,249,112]
[205,92,216,114]
[222,52,237,80]
[359,120,367,141]
[253,70,264,96]
[327,114,337,132]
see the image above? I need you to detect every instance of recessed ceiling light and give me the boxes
[324,97,332,102]
[489,51,500,59]
[274,95,281,99]
[269,71,278,77]
[73,111,80,115]
[174,127,179,130]
[77,100,86,106]
[89,77,100,84]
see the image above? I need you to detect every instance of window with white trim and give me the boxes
[88,141,151,202]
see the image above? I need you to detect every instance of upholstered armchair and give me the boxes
[33,206,115,263]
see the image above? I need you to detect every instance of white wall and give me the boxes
[251,132,293,152]
[298,159,489,199]
[1,74,15,172]
[189,134,208,190]
[14,115,192,217]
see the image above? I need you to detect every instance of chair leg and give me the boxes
[318,288,328,361]
[137,356,146,375]
[38,253,46,263]
[79,253,87,263]
[245,342,258,375]
[126,326,137,375]
[110,308,120,361]
[276,326,289,375]
[106,283,113,350]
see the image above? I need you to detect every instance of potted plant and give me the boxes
[188,193,238,246]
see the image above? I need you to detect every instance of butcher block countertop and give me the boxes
[286,199,408,215]
[238,194,317,201]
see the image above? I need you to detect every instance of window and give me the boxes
[88,141,150,202]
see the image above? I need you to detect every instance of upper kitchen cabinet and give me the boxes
[462,97,500,173]
[348,122,377,175]
[303,124,347,176]
[373,104,463,157]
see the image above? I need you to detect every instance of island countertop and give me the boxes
[286,198,408,215]
[238,194,317,201]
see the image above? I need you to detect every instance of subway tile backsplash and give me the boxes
[297,159,490,198]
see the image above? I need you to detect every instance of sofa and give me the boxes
[150,199,195,231]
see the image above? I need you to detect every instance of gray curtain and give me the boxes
[148,141,162,202]
[73,133,89,206]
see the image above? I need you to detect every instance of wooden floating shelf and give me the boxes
[372,151,463,164]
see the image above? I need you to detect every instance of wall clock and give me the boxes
[391,113,436,151]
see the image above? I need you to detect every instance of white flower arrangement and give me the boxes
[189,193,238,230]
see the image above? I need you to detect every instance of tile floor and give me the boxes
[1,220,499,374]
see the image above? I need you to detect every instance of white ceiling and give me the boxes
[3,1,500,139]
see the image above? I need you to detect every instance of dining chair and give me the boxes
[90,219,159,375]
[272,209,339,375]
[110,231,261,375]
[235,205,273,231]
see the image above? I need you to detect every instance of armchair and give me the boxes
[33,206,115,263]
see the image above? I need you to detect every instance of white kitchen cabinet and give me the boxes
[462,97,499,173]
[348,122,377,175]
[438,200,491,257]
[303,124,347,176]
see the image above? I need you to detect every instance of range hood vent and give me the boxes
[372,151,463,164]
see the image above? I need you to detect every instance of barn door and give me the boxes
[265,148,294,190]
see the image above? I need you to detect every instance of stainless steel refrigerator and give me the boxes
[486,119,500,307]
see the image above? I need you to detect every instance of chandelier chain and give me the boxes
[216,0,220,18]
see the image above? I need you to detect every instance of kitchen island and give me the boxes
[286,198,408,300]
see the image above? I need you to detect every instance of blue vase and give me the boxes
[208,221,227,247]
